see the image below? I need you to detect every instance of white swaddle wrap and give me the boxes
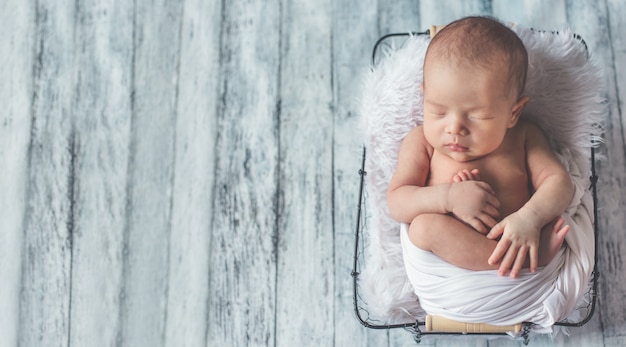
[400,168,594,327]
[358,24,604,329]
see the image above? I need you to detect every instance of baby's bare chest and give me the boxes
[428,148,531,216]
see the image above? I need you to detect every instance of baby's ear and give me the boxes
[508,95,530,128]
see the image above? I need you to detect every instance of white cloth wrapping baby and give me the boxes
[400,164,594,328]
[357,24,604,330]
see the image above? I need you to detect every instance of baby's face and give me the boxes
[422,60,519,163]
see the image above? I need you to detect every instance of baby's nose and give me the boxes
[446,119,468,135]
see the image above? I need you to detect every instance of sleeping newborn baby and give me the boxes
[387,16,574,278]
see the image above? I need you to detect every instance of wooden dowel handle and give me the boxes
[425,315,522,334]
[429,25,446,38]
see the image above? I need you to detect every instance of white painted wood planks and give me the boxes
[274,0,334,346]
[118,1,183,345]
[19,2,76,345]
[207,0,281,346]
[0,2,34,346]
[66,1,133,345]
[163,0,222,345]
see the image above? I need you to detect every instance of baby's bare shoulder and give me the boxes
[516,119,545,135]
[517,119,553,146]
[404,125,425,140]
[402,126,432,154]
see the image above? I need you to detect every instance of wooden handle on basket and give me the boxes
[425,315,522,334]
[429,25,446,38]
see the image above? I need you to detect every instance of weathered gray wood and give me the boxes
[0,1,34,345]
[118,1,182,345]
[492,0,567,26]
[332,0,390,346]
[207,0,281,346]
[378,1,420,35]
[274,0,334,345]
[602,0,626,339]
[420,0,492,26]
[163,0,221,346]
[605,336,626,346]
[66,1,133,345]
[19,2,76,345]
[574,0,626,340]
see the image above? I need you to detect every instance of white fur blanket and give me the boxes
[357,24,605,330]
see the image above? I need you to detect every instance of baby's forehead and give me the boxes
[423,54,508,78]
[422,58,515,99]
[424,45,513,85]
[425,40,508,65]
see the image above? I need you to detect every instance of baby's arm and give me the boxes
[387,127,500,233]
[387,127,446,222]
[486,123,575,277]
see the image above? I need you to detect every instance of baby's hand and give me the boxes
[486,209,541,278]
[453,168,481,183]
[446,179,500,234]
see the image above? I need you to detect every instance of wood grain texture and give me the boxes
[0,1,34,345]
[163,0,222,346]
[492,0,567,27]
[331,0,389,346]
[118,1,183,345]
[420,0,492,26]
[593,0,626,339]
[493,0,568,26]
[67,1,133,345]
[207,0,281,346]
[377,0,420,35]
[274,0,334,345]
[19,2,76,345]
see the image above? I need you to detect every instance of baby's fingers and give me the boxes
[488,238,510,266]
[468,218,488,234]
[497,244,518,276]
[454,169,472,182]
[509,246,528,278]
[553,216,565,232]
[478,213,498,231]
[486,222,504,240]
[529,245,538,273]
[484,204,500,220]
[469,169,481,180]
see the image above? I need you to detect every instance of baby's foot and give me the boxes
[537,216,569,267]
[453,168,481,183]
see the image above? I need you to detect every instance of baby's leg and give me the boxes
[409,213,569,271]
[537,216,569,267]
[408,213,499,271]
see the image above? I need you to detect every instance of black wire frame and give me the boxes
[351,30,600,344]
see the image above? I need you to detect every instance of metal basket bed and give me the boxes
[351,29,600,345]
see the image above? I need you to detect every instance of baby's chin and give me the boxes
[440,148,482,163]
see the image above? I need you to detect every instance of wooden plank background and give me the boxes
[1,0,624,346]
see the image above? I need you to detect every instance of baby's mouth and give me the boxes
[446,143,469,152]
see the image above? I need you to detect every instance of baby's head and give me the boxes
[423,16,528,101]
[421,17,530,162]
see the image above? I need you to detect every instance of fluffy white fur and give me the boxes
[357,24,605,325]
